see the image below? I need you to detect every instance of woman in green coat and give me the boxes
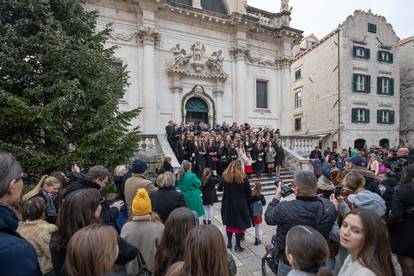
[176,160,205,217]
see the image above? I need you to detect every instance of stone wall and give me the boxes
[399,39,414,145]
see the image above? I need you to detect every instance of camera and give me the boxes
[275,179,294,198]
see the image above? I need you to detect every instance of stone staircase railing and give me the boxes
[280,135,320,157]
[282,146,313,172]
[135,134,180,173]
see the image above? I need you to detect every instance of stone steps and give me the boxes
[217,169,294,201]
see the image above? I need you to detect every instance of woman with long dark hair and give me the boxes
[338,209,397,276]
[153,207,197,276]
[166,225,229,276]
[285,225,332,276]
[386,163,414,276]
[50,189,137,274]
[219,160,252,252]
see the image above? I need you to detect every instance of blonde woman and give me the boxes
[219,160,252,252]
[23,175,60,223]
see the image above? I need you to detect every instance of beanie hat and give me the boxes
[132,188,152,216]
[131,159,148,174]
[347,190,386,217]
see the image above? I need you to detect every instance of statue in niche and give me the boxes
[207,49,226,76]
[170,44,190,67]
[208,50,224,66]
[280,0,291,12]
[191,41,205,63]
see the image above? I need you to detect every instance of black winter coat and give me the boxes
[386,185,414,257]
[150,187,187,223]
[201,175,220,205]
[265,196,336,251]
[63,176,120,228]
[219,177,252,229]
[0,205,41,276]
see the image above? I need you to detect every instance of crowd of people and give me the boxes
[165,121,285,178]
[0,120,413,276]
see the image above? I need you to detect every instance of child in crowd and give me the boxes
[244,151,254,178]
[251,181,266,245]
[285,225,332,276]
[201,168,219,225]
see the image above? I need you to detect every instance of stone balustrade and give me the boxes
[282,146,313,172]
[280,135,320,157]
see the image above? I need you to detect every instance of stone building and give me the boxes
[290,10,400,150]
[399,36,414,146]
[84,0,302,134]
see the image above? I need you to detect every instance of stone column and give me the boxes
[232,46,247,124]
[138,27,159,134]
[172,88,182,123]
[214,90,223,125]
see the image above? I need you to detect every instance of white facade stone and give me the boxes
[399,37,414,145]
[85,0,302,134]
[291,10,400,150]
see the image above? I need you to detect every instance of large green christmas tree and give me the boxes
[0,0,140,181]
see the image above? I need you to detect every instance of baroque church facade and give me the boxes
[85,0,303,134]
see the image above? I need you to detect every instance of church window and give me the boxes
[201,0,227,15]
[294,91,302,108]
[295,69,302,80]
[256,80,268,109]
[294,117,302,131]
[171,0,192,6]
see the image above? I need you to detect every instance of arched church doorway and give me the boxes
[379,138,390,148]
[185,97,209,124]
[354,139,366,151]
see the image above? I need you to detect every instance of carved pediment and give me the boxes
[167,42,228,80]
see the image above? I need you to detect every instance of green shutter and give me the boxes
[377,110,382,123]
[389,78,394,95]
[353,46,357,57]
[389,53,394,63]
[352,108,357,123]
[365,75,371,93]
[390,111,395,124]
[352,74,358,92]
[365,48,370,59]
[377,77,382,94]
[365,109,370,123]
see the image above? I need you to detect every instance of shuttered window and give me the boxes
[353,46,370,59]
[352,108,370,123]
[378,51,394,63]
[256,80,268,109]
[295,91,302,108]
[352,74,371,93]
[377,77,394,95]
[377,110,395,124]
[295,69,302,80]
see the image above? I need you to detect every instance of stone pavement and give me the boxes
[210,194,282,276]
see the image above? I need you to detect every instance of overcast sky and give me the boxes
[247,0,414,39]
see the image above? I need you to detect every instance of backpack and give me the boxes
[252,200,263,216]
